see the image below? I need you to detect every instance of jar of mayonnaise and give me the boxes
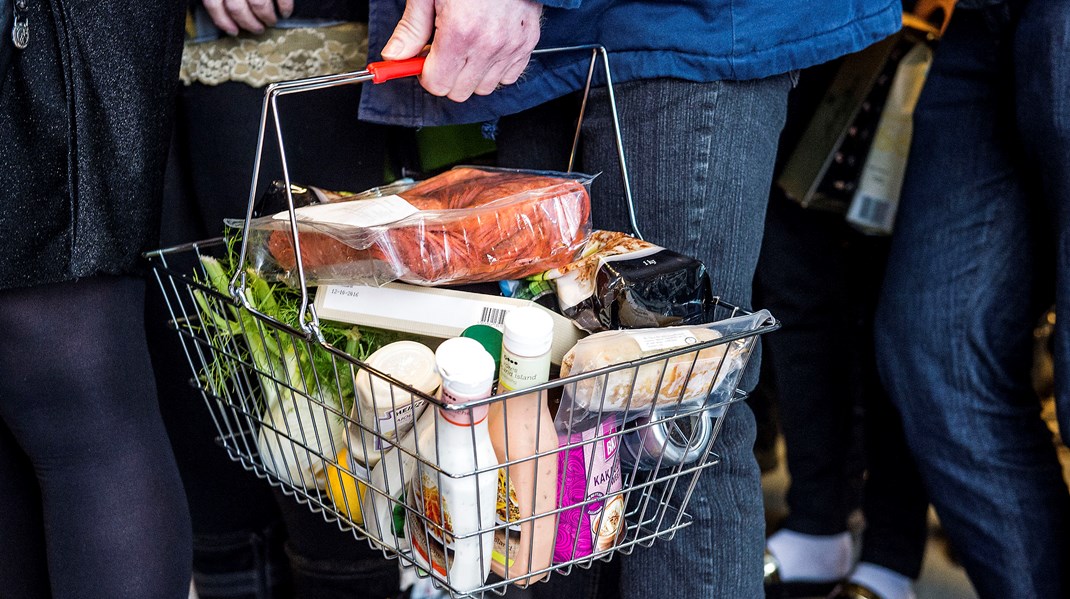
[349,341,440,468]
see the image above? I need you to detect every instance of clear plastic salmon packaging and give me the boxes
[241,167,594,287]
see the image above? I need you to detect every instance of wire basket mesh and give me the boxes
[149,46,778,598]
[147,238,776,598]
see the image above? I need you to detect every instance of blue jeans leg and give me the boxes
[498,74,790,599]
[586,76,790,599]
[874,9,1070,599]
[1014,0,1070,447]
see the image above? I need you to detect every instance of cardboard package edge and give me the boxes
[313,282,585,365]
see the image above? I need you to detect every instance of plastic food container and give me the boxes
[350,341,440,468]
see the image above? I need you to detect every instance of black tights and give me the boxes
[0,275,192,598]
[150,79,400,599]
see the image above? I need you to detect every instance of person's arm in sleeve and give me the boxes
[381,0,581,102]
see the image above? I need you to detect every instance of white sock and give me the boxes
[766,529,853,582]
[849,562,915,599]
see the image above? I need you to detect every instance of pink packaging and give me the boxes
[553,418,624,563]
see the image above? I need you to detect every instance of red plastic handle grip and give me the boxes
[367,57,426,84]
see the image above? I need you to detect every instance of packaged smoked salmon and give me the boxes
[241,167,594,287]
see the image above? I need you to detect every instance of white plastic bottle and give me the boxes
[407,337,498,593]
[488,306,558,584]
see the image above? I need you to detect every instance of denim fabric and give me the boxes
[755,196,929,579]
[874,6,1070,598]
[498,74,790,598]
[191,523,292,599]
[275,490,400,599]
[360,0,900,127]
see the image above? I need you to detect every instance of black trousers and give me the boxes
[0,276,192,598]
[754,195,929,578]
[146,80,398,599]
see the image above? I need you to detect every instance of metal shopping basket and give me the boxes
[147,46,779,598]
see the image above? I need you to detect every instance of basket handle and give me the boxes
[226,60,426,340]
[367,57,426,83]
[542,46,640,240]
[229,46,637,342]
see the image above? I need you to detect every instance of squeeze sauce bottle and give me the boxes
[406,337,498,594]
[487,307,559,584]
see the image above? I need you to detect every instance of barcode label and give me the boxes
[480,307,508,326]
[856,195,890,225]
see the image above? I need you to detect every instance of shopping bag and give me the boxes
[775,1,953,230]
[845,37,932,234]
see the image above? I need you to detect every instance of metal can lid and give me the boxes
[626,410,716,468]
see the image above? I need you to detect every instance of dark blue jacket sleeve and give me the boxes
[539,0,582,8]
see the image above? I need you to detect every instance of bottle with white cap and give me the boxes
[488,306,558,584]
[406,337,498,594]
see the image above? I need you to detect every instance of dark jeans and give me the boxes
[148,80,398,598]
[498,74,791,599]
[755,196,929,578]
[0,276,192,598]
[875,6,1070,598]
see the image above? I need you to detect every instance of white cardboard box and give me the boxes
[314,282,585,364]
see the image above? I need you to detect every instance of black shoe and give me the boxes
[764,551,841,599]
[827,582,885,599]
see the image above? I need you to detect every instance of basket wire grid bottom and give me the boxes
[214,424,716,599]
[202,381,736,598]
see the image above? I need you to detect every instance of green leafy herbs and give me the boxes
[193,228,406,418]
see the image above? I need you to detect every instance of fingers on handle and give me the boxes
[473,59,509,97]
[499,55,531,87]
[421,42,468,98]
[441,24,537,100]
[401,0,541,101]
[383,0,435,60]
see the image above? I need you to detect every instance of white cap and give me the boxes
[357,341,440,405]
[502,306,554,358]
[434,337,496,400]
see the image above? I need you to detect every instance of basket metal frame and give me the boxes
[228,45,640,342]
[146,46,780,598]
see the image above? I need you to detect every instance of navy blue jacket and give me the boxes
[360,0,902,126]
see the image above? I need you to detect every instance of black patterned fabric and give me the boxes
[0,0,185,290]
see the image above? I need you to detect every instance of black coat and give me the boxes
[0,0,185,290]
